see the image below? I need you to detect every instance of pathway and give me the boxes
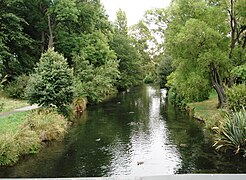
[0,104,39,118]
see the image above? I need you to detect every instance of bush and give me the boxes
[226,83,246,110]
[0,132,19,166]
[25,48,74,114]
[5,74,29,99]
[213,109,246,156]
[23,109,68,141]
[0,128,40,166]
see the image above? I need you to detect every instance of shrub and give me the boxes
[15,126,41,154]
[5,74,29,99]
[0,127,40,166]
[25,48,74,114]
[226,83,246,110]
[23,109,68,141]
[213,109,246,156]
[0,132,19,166]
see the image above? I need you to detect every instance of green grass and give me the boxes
[0,112,29,134]
[0,96,29,113]
[187,91,223,129]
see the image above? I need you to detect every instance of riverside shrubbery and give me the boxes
[0,109,68,166]
[213,109,246,156]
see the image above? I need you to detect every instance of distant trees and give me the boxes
[110,9,143,90]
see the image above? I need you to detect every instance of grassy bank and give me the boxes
[0,96,29,113]
[0,109,68,166]
[187,92,223,129]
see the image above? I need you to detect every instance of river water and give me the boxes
[0,85,245,177]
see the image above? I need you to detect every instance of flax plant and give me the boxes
[213,108,246,155]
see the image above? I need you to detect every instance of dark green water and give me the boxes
[0,85,245,177]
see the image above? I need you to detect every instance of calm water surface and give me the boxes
[0,85,245,177]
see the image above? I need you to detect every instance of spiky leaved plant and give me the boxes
[213,108,246,155]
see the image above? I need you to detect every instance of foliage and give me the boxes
[5,74,29,99]
[0,108,67,166]
[231,63,246,83]
[110,11,143,90]
[130,20,158,81]
[213,109,246,156]
[226,83,246,111]
[77,31,116,66]
[158,54,174,88]
[163,0,229,106]
[74,56,119,104]
[114,9,128,35]
[0,0,38,78]
[23,109,68,141]
[0,126,41,166]
[25,49,74,114]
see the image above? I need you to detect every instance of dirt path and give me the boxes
[0,104,39,118]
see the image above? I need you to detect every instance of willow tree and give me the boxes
[164,0,230,107]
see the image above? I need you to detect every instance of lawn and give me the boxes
[0,112,29,134]
[0,96,29,113]
[187,91,224,129]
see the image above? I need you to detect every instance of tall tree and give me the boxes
[110,9,143,90]
[0,0,36,78]
[164,0,229,107]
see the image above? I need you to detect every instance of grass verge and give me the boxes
[187,92,223,129]
[0,96,29,113]
[0,109,68,166]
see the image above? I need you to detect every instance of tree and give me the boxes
[0,0,37,78]
[163,0,230,107]
[114,9,128,35]
[25,48,73,111]
[73,31,120,103]
[110,9,143,90]
[130,20,158,82]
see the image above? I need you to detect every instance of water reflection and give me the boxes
[108,86,181,176]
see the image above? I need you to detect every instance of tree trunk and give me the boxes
[48,15,54,49]
[210,64,227,108]
[41,31,45,52]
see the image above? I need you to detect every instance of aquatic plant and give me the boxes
[213,108,246,155]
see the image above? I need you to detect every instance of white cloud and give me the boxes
[101,0,171,26]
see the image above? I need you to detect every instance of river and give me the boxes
[0,85,245,177]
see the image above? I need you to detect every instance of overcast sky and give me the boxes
[101,0,171,26]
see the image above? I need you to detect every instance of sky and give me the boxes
[101,0,171,26]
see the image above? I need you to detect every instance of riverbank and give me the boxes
[0,97,68,166]
[187,92,223,129]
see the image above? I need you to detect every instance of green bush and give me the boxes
[25,48,74,114]
[226,83,246,110]
[213,109,246,156]
[5,74,29,99]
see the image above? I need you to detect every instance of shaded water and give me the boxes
[0,85,245,177]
